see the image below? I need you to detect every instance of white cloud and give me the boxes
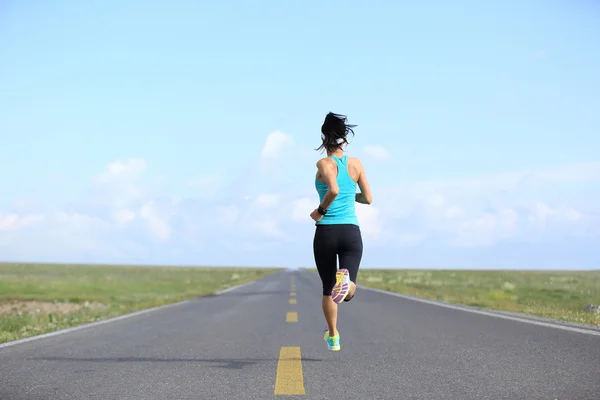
[360,161,600,248]
[364,145,390,160]
[427,193,445,208]
[254,193,279,207]
[11,198,39,213]
[95,158,147,184]
[254,217,283,238]
[185,176,222,201]
[445,206,463,219]
[0,213,44,231]
[0,211,117,262]
[291,197,314,222]
[529,202,583,228]
[216,205,241,227]
[413,161,600,195]
[139,201,172,241]
[261,131,292,159]
[1,132,599,268]
[112,209,136,224]
[454,208,519,247]
[187,176,221,198]
[94,158,148,207]
[398,233,427,247]
[536,162,600,182]
[54,212,109,232]
[355,204,383,239]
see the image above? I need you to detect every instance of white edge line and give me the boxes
[0,278,259,350]
[213,279,256,295]
[358,285,600,337]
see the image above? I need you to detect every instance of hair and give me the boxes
[316,112,356,153]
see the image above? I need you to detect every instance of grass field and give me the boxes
[351,269,600,327]
[0,263,281,344]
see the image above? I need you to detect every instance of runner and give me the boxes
[310,112,373,351]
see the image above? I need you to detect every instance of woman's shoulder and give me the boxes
[316,156,335,168]
[347,156,364,169]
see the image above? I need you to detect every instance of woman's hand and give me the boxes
[310,209,323,222]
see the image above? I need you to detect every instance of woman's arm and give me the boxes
[310,159,339,221]
[317,158,339,210]
[355,159,372,204]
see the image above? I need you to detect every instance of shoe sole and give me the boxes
[331,269,350,304]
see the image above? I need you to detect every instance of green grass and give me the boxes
[311,268,600,327]
[0,262,281,344]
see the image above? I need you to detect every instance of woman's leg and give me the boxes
[338,225,363,302]
[313,225,340,339]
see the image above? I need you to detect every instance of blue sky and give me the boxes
[1,1,599,269]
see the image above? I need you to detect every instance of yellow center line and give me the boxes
[290,291,296,296]
[288,298,297,304]
[274,346,305,395]
[286,311,298,322]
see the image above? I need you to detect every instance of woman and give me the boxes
[310,112,373,352]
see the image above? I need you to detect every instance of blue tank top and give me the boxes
[315,155,359,226]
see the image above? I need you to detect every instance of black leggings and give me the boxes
[313,224,363,298]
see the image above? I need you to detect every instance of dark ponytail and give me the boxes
[316,112,356,153]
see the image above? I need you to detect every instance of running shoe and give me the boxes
[324,329,341,351]
[331,268,350,303]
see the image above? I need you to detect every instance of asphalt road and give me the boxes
[1,269,599,400]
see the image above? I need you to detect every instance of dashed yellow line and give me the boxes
[290,291,296,296]
[286,311,298,322]
[288,298,297,305]
[274,346,305,395]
